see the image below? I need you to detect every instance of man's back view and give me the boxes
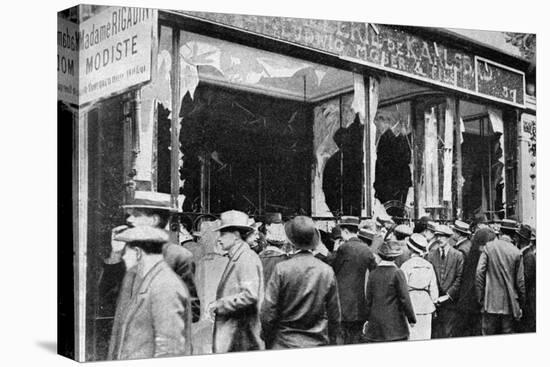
[476,237,525,335]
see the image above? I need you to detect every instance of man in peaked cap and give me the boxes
[99,191,200,336]
[261,216,341,349]
[331,216,377,344]
[451,220,472,258]
[426,224,464,339]
[208,210,264,353]
[108,227,192,359]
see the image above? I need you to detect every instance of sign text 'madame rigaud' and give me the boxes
[78,7,153,105]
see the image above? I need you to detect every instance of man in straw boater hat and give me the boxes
[517,224,535,333]
[331,216,377,344]
[400,234,438,340]
[99,191,200,329]
[363,240,416,342]
[207,210,264,353]
[475,219,525,335]
[261,216,341,349]
[451,220,472,258]
[108,226,193,360]
[426,224,464,339]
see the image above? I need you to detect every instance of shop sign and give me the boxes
[78,6,153,105]
[476,57,525,106]
[57,17,79,105]
[184,12,526,107]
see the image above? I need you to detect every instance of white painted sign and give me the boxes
[57,17,79,105]
[78,7,153,104]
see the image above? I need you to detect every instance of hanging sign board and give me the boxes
[78,6,154,105]
[57,17,79,105]
[475,56,525,106]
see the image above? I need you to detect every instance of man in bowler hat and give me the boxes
[261,216,341,349]
[331,216,377,344]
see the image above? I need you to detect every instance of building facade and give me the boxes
[59,5,536,361]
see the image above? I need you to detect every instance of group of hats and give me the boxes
[499,218,534,240]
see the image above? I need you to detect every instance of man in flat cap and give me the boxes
[108,227,192,360]
[426,224,464,339]
[475,220,525,335]
[451,220,472,258]
[331,216,377,344]
[261,216,341,349]
[208,210,264,353]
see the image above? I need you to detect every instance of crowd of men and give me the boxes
[101,191,536,360]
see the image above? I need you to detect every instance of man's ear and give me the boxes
[151,214,162,227]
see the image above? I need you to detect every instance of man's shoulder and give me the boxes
[163,242,193,260]
[281,253,333,273]
[151,262,190,295]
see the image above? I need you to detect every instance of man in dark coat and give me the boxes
[454,228,496,337]
[208,210,264,353]
[475,221,525,335]
[517,225,535,333]
[426,224,464,339]
[261,216,342,349]
[451,220,472,258]
[258,213,289,286]
[108,227,192,360]
[364,240,416,342]
[331,216,377,344]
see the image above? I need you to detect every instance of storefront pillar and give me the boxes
[74,105,88,362]
[170,29,181,241]
[518,113,536,226]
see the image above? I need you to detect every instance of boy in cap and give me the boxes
[108,227,192,360]
[363,240,416,342]
[331,216,377,344]
[400,234,439,340]
[261,216,342,349]
[208,210,264,353]
[426,224,464,339]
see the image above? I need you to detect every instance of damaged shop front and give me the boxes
[61,5,536,361]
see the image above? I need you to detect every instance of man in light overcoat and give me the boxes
[208,210,265,353]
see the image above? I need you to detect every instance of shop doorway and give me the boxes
[460,101,505,221]
[373,101,413,218]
